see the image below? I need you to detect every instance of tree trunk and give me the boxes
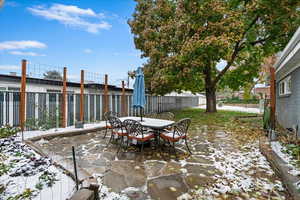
[204,65,217,113]
[205,86,217,113]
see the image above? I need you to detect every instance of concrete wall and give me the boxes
[276,67,300,129]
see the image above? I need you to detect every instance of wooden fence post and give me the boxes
[270,67,276,129]
[20,59,27,138]
[121,81,126,116]
[62,67,67,128]
[80,70,84,122]
[104,74,109,113]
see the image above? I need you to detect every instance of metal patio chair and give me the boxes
[160,118,192,156]
[107,116,128,153]
[103,111,118,138]
[123,119,155,154]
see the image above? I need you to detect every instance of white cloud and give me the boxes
[83,49,92,54]
[0,40,47,50]
[28,4,111,33]
[0,65,20,70]
[9,51,46,56]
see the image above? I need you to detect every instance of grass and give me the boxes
[172,108,263,143]
[173,108,260,128]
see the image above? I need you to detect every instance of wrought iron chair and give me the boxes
[160,118,192,156]
[108,116,127,153]
[103,111,118,138]
[123,119,155,153]
[157,112,175,121]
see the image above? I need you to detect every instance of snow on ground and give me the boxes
[0,137,75,200]
[197,105,261,114]
[194,141,285,199]
[271,141,300,177]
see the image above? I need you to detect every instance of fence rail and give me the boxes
[0,91,198,129]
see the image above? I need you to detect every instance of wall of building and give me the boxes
[0,80,125,95]
[276,67,300,129]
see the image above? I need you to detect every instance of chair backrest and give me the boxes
[104,111,118,121]
[108,116,123,132]
[123,119,144,138]
[158,112,175,120]
[173,118,191,138]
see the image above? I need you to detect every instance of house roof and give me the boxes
[275,27,300,81]
[0,74,133,92]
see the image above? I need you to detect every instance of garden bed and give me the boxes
[260,136,300,200]
[0,136,76,200]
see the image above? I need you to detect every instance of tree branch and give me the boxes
[212,15,260,85]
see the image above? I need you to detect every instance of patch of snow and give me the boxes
[271,141,300,177]
[177,193,192,200]
[271,141,293,163]
[194,141,285,198]
[197,105,260,113]
[0,137,75,200]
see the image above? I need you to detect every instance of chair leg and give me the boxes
[125,137,129,151]
[141,142,144,154]
[185,138,192,155]
[172,142,178,160]
[117,136,124,154]
[107,134,113,147]
[103,127,108,138]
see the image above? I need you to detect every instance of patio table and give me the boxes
[119,116,175,147]
[119,116,174,130]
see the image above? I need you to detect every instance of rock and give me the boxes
[147,174,188,200]
[185,174,214,189]
[103,171,127,192]
[103,161,146,192]
[122,187,147,200]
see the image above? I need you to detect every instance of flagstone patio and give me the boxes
[33,123,290,200]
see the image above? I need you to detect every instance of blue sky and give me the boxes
[0,0,145,84]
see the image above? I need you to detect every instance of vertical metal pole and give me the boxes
[72,146,79,191]
[80,70,84,122]
[62,67,67,128]
[20,59,27,140]
[270,67,276,130]
[104,74,108,113]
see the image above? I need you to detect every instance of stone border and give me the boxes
[259,136,300,200]
[28,125,106,142]
[24,126,106,200]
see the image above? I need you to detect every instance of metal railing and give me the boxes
[0,91,198,129]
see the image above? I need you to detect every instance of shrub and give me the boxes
[0,125,20,139]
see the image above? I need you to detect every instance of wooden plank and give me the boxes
[104,74,108,113]
[270,67,276,129]
[62,67,67,127]
[80,70,84,122]
[20,59,27,133]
